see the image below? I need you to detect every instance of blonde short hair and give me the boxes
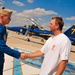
[0,6,13,17]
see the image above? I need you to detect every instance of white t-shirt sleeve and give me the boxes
[59,38,71,61]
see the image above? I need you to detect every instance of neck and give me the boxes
[53,30,62,36]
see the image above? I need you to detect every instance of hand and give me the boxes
[20,52,26,60]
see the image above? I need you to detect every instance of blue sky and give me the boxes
[0,0,75,31]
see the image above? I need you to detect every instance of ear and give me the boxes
[56,24,59,29]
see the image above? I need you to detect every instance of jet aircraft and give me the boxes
[25,18,53,39]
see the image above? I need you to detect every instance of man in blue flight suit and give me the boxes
[0,7,26,75]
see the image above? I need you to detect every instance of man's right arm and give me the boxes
[25,51,44,58]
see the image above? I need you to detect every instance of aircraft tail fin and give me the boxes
[64,24,75,38]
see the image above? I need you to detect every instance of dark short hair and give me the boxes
[51,16,64,30]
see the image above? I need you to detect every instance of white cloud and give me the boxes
[12,1,25,6]
[66,16,75,21]
[17,8,57,18]
[8,8,57,27]
[27,0,34,3]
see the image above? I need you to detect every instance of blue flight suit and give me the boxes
[0,24,21,75]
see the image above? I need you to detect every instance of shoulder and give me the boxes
[64,34,70,40]
[60,33,70,40]
[60,33,71,45]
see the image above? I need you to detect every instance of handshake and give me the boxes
[20,52,28,60]
[19,51,41,60]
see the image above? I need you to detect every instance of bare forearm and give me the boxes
[26,51,44,58]
[55,60,68,75]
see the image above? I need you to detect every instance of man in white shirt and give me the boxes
[24,16,71,75]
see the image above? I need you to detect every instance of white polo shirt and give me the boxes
[40,33,71,75]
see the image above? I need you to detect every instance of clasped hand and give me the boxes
[20,52,28,60]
